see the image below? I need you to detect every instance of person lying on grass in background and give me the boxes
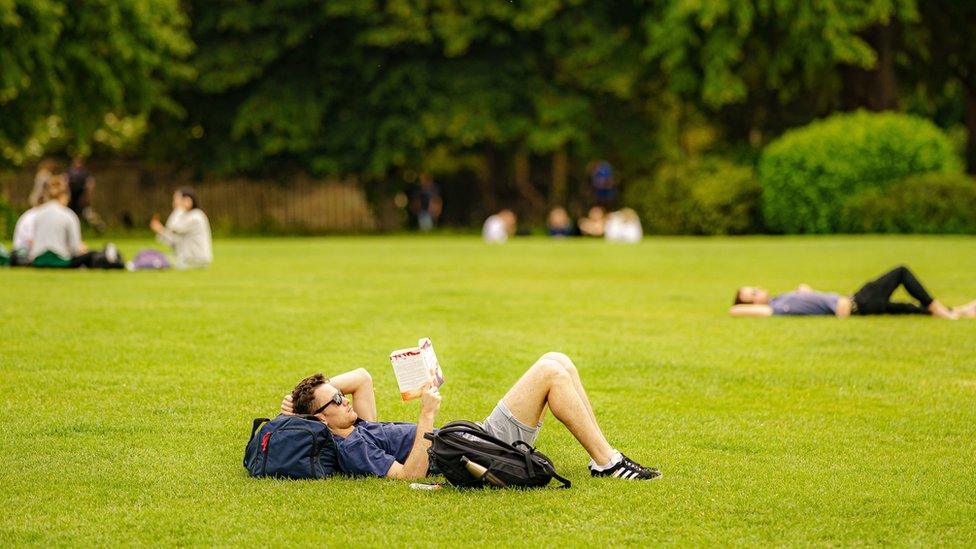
[280,352,661,481]
[730,265,973,319]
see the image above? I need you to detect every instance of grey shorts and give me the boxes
[479,400,543,446]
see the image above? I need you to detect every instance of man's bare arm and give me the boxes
[834,296,852,318]
[729,304,774,317]
[330,368,377,421]
[279,368,377,420]
[386,387,441,480]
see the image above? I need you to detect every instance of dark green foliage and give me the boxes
[625,158,761,235]
[842,173,976,234]
[170,0,660,180]
[759,111,960,234]
[642,0,920,141]
[3,0,976,232]
[0,0,191,164]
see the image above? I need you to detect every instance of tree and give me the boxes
[167,0,666,218]
[641,0,919,144]
[0,0,192,166]
[906,1,976,173]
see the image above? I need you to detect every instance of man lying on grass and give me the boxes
[730,265,976,319]
[280,352,661,481]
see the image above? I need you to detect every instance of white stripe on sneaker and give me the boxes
[612,468,626,478]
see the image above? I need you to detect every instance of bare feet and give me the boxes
[952,299,976,318]
[928,300,959,319]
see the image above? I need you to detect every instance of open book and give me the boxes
[389,338,445,401]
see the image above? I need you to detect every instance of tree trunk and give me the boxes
[841,23,899,111]
[550,148,568,205]
[874,23,898,110]
[513,148,545,214]
[477,144,500,217]
[966,85,976,175]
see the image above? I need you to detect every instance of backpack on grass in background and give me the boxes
[243,415,340,479]
[424,420,571,489]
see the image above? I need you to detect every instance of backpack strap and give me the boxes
[549,469,572,489]
[437,421,519,452]
[512,440,538,478]
[514,440,572,489]
[250,417,271,439]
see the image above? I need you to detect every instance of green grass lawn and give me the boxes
[2,235,975,546]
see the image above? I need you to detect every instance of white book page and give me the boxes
[418,338,444,388]
[390,348,431,400]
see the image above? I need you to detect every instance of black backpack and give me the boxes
[424,420,571,489]
[243,415,340,479]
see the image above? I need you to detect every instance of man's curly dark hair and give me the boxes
[734,288,747,305]
[291,373,329,415]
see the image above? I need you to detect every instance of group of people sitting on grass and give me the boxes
[482,206,643,243]
[5,172,212,270]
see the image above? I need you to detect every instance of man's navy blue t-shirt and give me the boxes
[332,420,417,477]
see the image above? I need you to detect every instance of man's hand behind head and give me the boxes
[281,394,295,415]
[420,386,441,417]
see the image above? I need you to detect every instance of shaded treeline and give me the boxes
[1,1,974,223]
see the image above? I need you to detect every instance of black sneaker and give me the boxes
[590,454,661,480]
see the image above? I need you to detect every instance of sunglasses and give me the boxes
[310,388,346,416]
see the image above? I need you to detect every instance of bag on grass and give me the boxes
[130,249,170,270]
[424,420,571,489]
[243,415,340,479]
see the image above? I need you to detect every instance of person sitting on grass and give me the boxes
[11,177,54,266]
[729,265,967,319]
[27,175,123,269]
[149,187,213,269]
[280,352,661,481]
[578,206,606,237]
[482,209,517,243]
[547,207,575,237]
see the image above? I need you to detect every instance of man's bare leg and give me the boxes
[537,352,610,449]
[500,354,614,465]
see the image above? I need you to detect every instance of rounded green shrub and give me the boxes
[625,158,761,235]
[759,111,961,233]
[841,173,976,234]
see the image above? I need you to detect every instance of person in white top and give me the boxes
[13,207,40,253]
[12,195,50,266]
[482,209,517,243]
[27,175,123,269]
[12,164,57,265]
[603,208,643,243]
[28,176,86,263]
[150,187,213,269]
